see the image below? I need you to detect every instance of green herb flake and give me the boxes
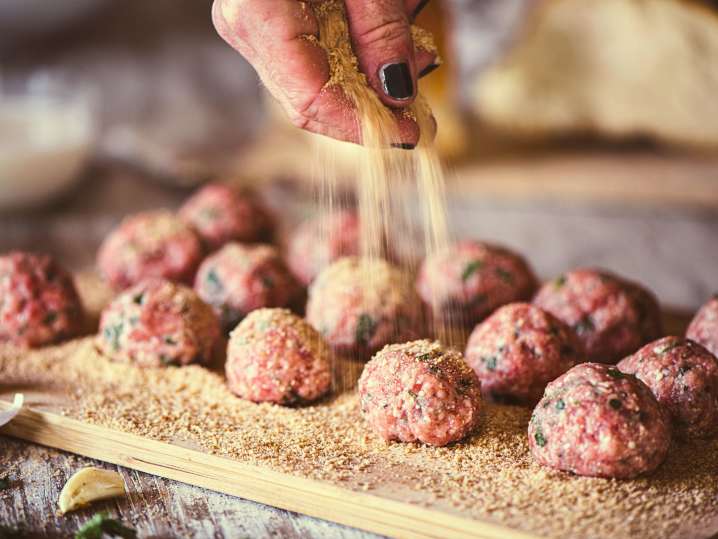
[416,353,433,362]
[355,314,376,347]
[534,427,547,447]
[163,336,177,345]
[462,260,485,281]
[606,368,626,379]
[261,275,275,289]
[574,316,595,336]
[159,355,175,366]
[554,275,567,288]
[484,356,497,371]
[555,399,565,411]
[132,292,144,305]
[43,311,58,325]
[75,512,137,539]
[495,268,514,284]
[609,398,622,410]
[103,323,124,352]
[0,477,9,490]
[205,269,223,294]
[653,340,680,355]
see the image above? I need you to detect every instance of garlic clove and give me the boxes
[58,467,127,515]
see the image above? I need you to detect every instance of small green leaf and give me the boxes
[462,260,485,281]
[355,314,376,347]
[574,316,595,336]
[103,323,124,352]
[163,336,177,345]
[75,512,137,539]
[484,356,497,371]
[653,340,680,355]
[609,398,622,410]
[554,275,567,288]
[132,292,144,305]
[555,399,565,410]
[606,368,625,379]
[261,275,275,289]
[495,268,514,284]
[205,269,223,294]
[534,427,547,447]
[43,311,58,325]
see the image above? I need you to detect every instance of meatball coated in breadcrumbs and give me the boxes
[97,279,220,367]
[194,243,301,332]
[533,268,662,364]
[618,336,718,439]
[306,257,422,357]
[226,308,331,404]
[416,240,537,328]
[359,340,482,446]
[179,183,274,251]
[465,303,584,405]
[687,296,718,357]
[0,252,83,348]
[529,363,670,479]
[287,209,360,286]
[98,210,203,290]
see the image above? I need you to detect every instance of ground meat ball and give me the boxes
[194,243,301,332]
[97,279,220,367]
[98,210,203,290]
[306,257,423,357]
[226,308,331,404]
[529,362,670,478]
[358,340,482,446]
[287,209,360,286]
[179,183,274,251]
[533,268,662,364]
[618,336,718,439]
[0,252,83,348]
[416,240,537,328]
[465,303,584,405]
[687,296,718,357]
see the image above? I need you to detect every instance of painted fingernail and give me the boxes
[418,63,440,78]
[391,143,416,150]
[412,0,430,19]
[379,62,414,101]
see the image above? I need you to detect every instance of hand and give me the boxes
[212,0,438,147]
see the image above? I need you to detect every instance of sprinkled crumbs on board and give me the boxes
[1,338,717,539]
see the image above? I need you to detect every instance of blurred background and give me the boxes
[0,0,717,310]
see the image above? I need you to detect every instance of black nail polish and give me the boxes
[379,62,414,100]
[391,143,416,150]
[418,63,440,78]
[412,0,430,19]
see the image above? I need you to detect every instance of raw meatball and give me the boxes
[97,279,220,367]
[226,308,331,404]
[687,296,718,357]
[529,362,671,479]
[98,210,203,290]
[194,243,301,332]
[287,209,360,286]
[533,268,662,364]
[0,252,83,348]
[358,340,482,446]
[416,240,537,328]
[306,257,422,357]
[618,336,718,439]
[465,303,584,405]
[179,182,274,251]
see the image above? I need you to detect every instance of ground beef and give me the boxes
[194,243,301,332]
[529,362,671,478]
[416,240,537,329]
[618,336,718,439]
[226,308,331,404]
[686,295,718,357]
[98,210,203,290]
[287,209,360,286]
[358,340,482,446]
[0,251,84,348]
[306,257,423,358]
[465,302,584,405]
[179,182,274,251]
[533,268,662,364]
[97,278,220,367]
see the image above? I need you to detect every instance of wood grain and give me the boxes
[0,404,533,539]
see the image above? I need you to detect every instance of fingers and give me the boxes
[345,0,417,108]
[404,0,430,20]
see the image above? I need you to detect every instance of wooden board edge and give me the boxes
[0,401,541,539]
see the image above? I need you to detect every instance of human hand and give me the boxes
[212,0,438,147]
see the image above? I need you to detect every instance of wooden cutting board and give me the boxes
[1,309,717,539]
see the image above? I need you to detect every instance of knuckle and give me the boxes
[355,18,410,50]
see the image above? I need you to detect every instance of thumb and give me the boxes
[344,0,417,108]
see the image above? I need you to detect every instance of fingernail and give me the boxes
[379,62,414,101]
[418,63,440,78]
[391,143,416,150]
[412,0,430,19]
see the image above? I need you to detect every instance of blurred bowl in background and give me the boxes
[0,0,111,41]
[0,76,97,211]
